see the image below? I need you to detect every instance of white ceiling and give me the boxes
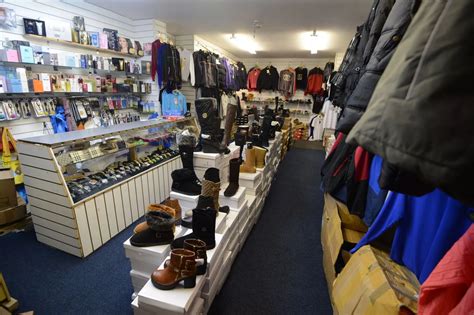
[85,0,372,58]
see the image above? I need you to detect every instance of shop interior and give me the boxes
[0,0,472,314]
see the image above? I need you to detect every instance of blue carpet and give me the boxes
[209,148,332,314]
[0,148,331,314]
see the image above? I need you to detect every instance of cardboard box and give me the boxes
[332,246,420,315]
[0,171,17,211]
[321,193,365,306]
[0,198,26,226]
[335,198,368,233]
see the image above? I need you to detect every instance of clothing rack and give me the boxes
[195,40,237,65]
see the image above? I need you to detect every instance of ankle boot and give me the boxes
[222,103,237,146]
[181,195,214,229]
[151,249,197,290]
[165,239,207,275]
[171,168,201,195]
[240,146,257,173]
[195,98,229,154]
[172,208,216,250]
[201,168,229,214]
[163,198,182,225]
[254,147,267,168]
[130,211,175,247]
[224,158,240,197]
[133,204,176,234]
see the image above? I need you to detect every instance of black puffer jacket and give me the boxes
[337,0,415,133]
[347,0,474,206]
[332,0,395,108]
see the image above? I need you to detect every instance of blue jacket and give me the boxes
[351,189,474,283]
[161,90,186,116]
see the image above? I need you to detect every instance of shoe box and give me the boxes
[136,234,224,314]
[193,146,239,184]
[219,186,246,210]
[239,171,262,191]
[169,192,199,213]
[202,249,232,314]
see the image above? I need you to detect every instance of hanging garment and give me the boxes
[337,0,414,133]
[247,67,261,91]
[179,48,192,82]
[278,69,295,98]
[295,67,308,90]
[216,63,227,90]
[151,39,162,82]
[161,90,186,116]
[307,114,324,141]
[363,155,388,226]
[321,99,340,130]
[163,45,182,89]
[305,67,324,95]
[418,224,474,315]
[323,62,334,83]
[235,62,247,90]
[351,189,474,283]
[257,66,279,92]
[347,0,474,207]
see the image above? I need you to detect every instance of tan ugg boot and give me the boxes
[240,147,257,173]
[254,146,267,168]
[134,204,176,234]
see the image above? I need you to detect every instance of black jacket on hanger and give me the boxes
[257,66,279,92]
[295,67,308,90]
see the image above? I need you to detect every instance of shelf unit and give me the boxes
[25,34,143,58]
[17,118,197,257]
[0,92,147,99]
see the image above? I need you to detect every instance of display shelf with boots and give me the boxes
[151,249,197,290]
[224,158,240,197]
[195,98,230,154]
[201,168,230,214]
[171,168,202,196]
[240,143,256,173]
[130,211,176,247]
[172,208,216,250]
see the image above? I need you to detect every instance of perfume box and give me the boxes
[18,46,34,63]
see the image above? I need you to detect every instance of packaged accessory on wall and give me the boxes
[23,18,46,36]
[134,41,143,56]
[3,101,20,120]
[103,28,118,51]
[0,7,17,30]
[72,16,85,31]
[89,32,99,47]
[45,19,72,41]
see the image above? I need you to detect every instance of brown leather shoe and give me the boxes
[133,204,176,234]
[163,198,182,224]
[165,239,207,275]
[151,249,197,290]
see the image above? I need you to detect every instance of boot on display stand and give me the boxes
[195,98,230,154]
[260,115,272,147]
[181,195,214,229]
[151,249,197,290]
[163,198,182,225]
[171,168,202,195]
[179,144,199,181]
[164,239,207,275]
[224,158,240,197]
[255,146,267,168]
[172,207,216,250]
[130,210,176,247]
[201,168,230,214]
[222,103,237,146]
[133,204,176,234]
[235,126,248,163]
[240,143,257,173]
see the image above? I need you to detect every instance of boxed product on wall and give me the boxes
[332,245,420,315]
[0,170,17,210]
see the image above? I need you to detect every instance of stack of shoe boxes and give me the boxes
[193,146,239,184]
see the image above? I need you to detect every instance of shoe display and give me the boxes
[222,103,237,146]
[224,158,240,197]
[133,204,176,234]
[130,210,175,247]
[151,249,197,290]
[254,146,267,168]
[164,239,207,275]
[201,168,229,214]
[181,195,214,229]
[240,144,257,173]
[195,98,230,154]
[172,208,216,250]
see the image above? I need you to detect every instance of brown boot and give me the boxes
[240,146,257,173]
[222,103,238,145]
[165,239,207,275]
[151,249,197,290]
[254,146,267,168]
[133,204,176,234]
[200,168,229,215]
[163,198,182,224]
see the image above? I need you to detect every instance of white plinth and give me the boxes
[219,186,246,210]
[202,250,232,313]
[245,180,263,197]
[170,191,200,213]
[239,171,262,189]
[215,212,227,234]
[131,269,150,294]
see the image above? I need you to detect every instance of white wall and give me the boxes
[0,0,168,139]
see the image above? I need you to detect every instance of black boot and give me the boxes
[171,169,201,195]
[172,208,216,250]
[179,144,199,181]
[224,158,240,197]
[260,115,272,147]
[195,98,229,154]
[130,211,175,247]
[181,195,214,228]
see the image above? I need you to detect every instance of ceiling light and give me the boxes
[227,33,259,55]
[300,30,330,54]
[310,30,318,54]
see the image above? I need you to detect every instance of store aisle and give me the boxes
[209,147,332,315]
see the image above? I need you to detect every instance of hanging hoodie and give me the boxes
[235,62,247,90]
[295,67,308,90]
[247,67,261,91]
[278,69,295,98]
[305,67,324,95]
[257,66,279,92]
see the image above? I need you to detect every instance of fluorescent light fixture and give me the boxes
[228,33,259,54]
[300,31,330,54]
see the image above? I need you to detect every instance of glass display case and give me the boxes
[17,117,197,257]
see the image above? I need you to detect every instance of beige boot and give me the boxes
[240,147,257,173]
[254,146,267,168]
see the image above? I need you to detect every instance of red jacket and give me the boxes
[151,39,161,81]
[419,224,474,315]
[247,68,261,91]
[305,67,324,95]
